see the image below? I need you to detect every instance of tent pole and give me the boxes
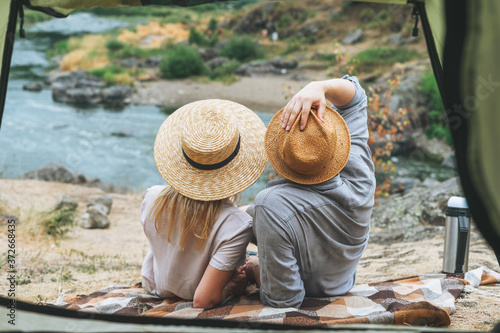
[0,0,20,131]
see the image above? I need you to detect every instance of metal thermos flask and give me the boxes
[443,196,471,273]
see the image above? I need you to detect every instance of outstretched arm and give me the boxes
[193,265,248,308]
[281,79,356,131]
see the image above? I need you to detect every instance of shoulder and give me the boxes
[142,185,169,204]
[255,181,308,206]
[255,181,314,221]
[140,185,169,224]
[219,205,252,229]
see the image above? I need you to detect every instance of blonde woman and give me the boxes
[141,100,267,309]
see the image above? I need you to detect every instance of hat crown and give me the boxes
[277,111,336,176]
[181,108,239,166]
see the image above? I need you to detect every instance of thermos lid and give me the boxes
[447,196,471,217]
[447,196,468,209]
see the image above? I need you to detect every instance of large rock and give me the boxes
[235,61,281,77]
[92,194,113,215]
[23,82,44,92]
[23,163,129,194]
[269,57,298,69]
[296,20,321,38]
[141,56,162,68]
[206,57,230,70]
[64,87,102,105]
[50,70,132,106]
[80,203,109,229]
[370,177,462,243]
[234,2,279,34]
[55,194,78,211]
[235,57,297,77]
[341,28,364,45]
[101,85,134,105]
[24,162,75,183]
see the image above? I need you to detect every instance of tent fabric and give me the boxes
[0,1,12,78]
[462,1,500,240]
[424,0,445,63]
[440,0,500,262]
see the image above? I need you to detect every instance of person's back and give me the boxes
[141,185,253,299]
[248,75,375,308]
[140,99,268,308]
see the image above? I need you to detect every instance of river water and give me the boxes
[0,13,273,202]
[0,13,455,203]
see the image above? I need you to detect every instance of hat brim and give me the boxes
[154,99,268,201]
[265,105,350,185]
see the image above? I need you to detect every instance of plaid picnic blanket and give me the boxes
[56,267,500,327]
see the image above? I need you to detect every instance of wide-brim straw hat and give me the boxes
[265,105,350,185]
[154,99,268,201]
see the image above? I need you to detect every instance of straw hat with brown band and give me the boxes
[154,99,268,201]
[265,104,351,185]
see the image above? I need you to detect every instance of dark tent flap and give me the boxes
[462,1,500,243]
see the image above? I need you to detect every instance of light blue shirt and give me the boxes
[253,75,376,308]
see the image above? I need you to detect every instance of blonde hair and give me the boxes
[148,186,237,251]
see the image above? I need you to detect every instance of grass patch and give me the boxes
[349,47,419,73]
[89,65,136,86]
[38,208,76,240]
[419,70,451,144]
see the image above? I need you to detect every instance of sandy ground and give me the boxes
[130,70,331,113]
[0,179,499,330]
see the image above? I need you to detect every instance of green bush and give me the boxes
[188,27,206,46]
[350,47,419,72]
[188,27,219,47]
[278,14,293,30]
[111,44,147,59]
[106,39,125,51]
[207,18,218,32]
[160,45,205,79]
[208,60,241,82]
[219,36,262,62]
[419,71,452,144]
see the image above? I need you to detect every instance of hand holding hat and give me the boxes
[266,79,355,185]
[281,79,356,132]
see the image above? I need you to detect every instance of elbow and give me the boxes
[193,297,219,309]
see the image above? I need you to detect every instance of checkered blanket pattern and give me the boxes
[56,267,500,327]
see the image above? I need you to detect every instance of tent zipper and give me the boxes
[19,3,25,38]
[411,4,419,37]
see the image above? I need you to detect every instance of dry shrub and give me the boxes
[118,22,189,47]
[60,35,109,71]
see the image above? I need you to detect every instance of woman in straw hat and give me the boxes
[245,76,376,308]
[140,99,267,308]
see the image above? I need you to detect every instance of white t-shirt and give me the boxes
[140,185,252,300]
